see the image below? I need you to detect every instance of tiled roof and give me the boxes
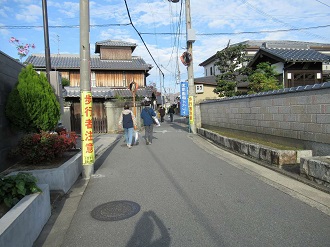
[199,40,330,66]
[259,47,330,62]
[63,87,152,99]
[194,76,217,85]
[235,40,330,49]
[95,40,137,53]
[25,54,152,71]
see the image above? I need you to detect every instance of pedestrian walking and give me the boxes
[168,105,175,122]
[140,101,156,145]
[159,106,165,122]
[118,104,137,149]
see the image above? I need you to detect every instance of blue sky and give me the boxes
[1,0,330,93]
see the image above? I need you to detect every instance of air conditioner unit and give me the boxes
[195,84,204,93]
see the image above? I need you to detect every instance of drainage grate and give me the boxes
[91,200,140,221]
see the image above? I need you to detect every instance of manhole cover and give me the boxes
[91,200,140,221]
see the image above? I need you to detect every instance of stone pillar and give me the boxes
[62,102,72,132]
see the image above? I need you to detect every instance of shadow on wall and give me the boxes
[0,51,24,172]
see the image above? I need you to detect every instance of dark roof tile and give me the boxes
[63,87,152,99]
[260,47,330,62]
[25,54,152,71]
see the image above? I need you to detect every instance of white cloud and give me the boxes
[15,4,41,23]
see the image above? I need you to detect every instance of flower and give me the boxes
[9,37,35,62]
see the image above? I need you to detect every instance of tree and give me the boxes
[6,64,60,133]
[248,62,283,94]
[213,44,251,97]
[61,77,70,87]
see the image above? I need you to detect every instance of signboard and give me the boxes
[81,91,95,165]
[180,81,189,116]
[188,96,194,124]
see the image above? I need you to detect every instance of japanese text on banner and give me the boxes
[180,81,189,117]
[188,96,194,124]
[81,91,95,165]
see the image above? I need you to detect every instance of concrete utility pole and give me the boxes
[185,0,196,133]
[170,0,196,133]
[80,0,95,178]
[42,0,51,82]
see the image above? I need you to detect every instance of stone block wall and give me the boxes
[200,83,330,156]
[0,52,24,172]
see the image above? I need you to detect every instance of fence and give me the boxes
[71,116,108,134]
[200,82,330,156]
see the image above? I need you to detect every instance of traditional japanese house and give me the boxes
[26,40,153,133]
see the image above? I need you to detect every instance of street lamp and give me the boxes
[169,0,196,133]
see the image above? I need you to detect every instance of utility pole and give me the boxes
[170,0,196,133]
[80,0,95,178]
[185,0,196,133]
[42,0,51,82]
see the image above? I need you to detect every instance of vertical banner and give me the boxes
[188,96,194,124]
[81,91,95,165]
[180,81,189,117]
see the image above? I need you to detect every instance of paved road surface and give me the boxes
[35,117,330,247]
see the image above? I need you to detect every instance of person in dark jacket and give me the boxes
[159,106,165,122]
[118,104,137,148]
[140,101,156,145]
[168,105,175,122]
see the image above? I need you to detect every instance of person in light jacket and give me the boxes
[140,101,156,145]
[118,104,137,149]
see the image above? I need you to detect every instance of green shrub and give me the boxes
[17,131,78,164]
[0,172,41,209]
[5,64,60,133]
[61,77,70,87]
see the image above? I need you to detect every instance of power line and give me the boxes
[138,24,330,36]
[0,23,131,29]
[123,0,164,78]
[315,0,330,8]
[241,0,327,41]
[2,23,328,36]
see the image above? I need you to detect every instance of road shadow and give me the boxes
[126,211,171,247]
[94,136,121,172]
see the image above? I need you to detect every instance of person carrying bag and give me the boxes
[118,104,137,149]
[140,101,156,145]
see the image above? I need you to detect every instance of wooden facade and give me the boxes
[26,39,152,133]
[100,47,132,60]
[60,70,145,88]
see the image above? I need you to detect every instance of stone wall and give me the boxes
[0,52,24,172]
[200,83,330,156]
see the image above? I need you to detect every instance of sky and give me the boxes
[1,0,330,93]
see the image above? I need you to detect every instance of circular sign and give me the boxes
[180,52,192,66]
[129,81,138,93]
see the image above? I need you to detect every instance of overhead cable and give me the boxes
[138,24,330,36]
[123,0,164,78]
[0,23,131,29]
[315,0,330,8]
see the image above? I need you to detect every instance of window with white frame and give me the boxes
[195,84,204,93]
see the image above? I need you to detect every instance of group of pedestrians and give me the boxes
[118,102,176,148]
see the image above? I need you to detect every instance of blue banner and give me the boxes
[180,81,189,117]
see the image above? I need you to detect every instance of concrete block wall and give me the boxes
[200,83,330,156]
[0,52,24,172]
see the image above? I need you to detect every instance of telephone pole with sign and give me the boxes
[171,0,196,133]
[80,0,95,178]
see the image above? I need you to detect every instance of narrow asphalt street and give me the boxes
[35,115,330,247]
